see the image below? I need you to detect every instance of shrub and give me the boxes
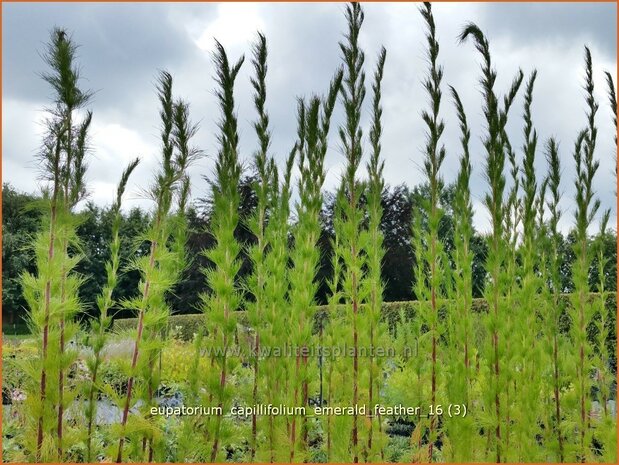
[160,340,209,386]
[2,342,38,398]
[113,293,616,349]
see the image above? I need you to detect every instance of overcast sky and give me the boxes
[3,1,617,234]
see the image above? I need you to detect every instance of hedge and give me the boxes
[114,292,616,341]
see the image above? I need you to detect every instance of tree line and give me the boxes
[3,180,616,328]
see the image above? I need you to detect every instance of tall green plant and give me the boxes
[245,32,271,462]
[417,4,447,459]
[591,210,616,462]
[332,3,367,461]
[570,46,601,463]
[512,69,543,460]
[363,45,387,462]
[142,100,199,462]
[325,217,345,462]
[604,71,617,181]
[288,69,342,461]
[407,208,434,461]
[115,71,198,463]
[498,69,524,460]
[256,150,295,463]
[444,85,476,461]
[85,158,140,462]
[19,27,93,461]
[56,109,93,460]
[459,23,523,462]
[542,137,567,462]
[199,41,244,462]
[244,32,296,462]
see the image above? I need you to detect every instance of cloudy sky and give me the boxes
[3,1,617,234]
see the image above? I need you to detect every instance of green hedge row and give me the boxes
[114,292,616,342]
[113,312,208,342]
[1,322,31,336]
[112,299,478,339]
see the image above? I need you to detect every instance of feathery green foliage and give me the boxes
[363,45,388,462]
[20,27,93,461]
[604,71,617,149]
[244,32,297,462]
[604,71,617,181]
[569,46,601,463]
[245,31,271,462]
[541,137,568,462]
[198,41,245,463]
[444,85,476,461]
[330,2,367,461]
[289,67,342,461]
[416,4,447,460]
[591,210,614,461]
[511,69,543,460]
[115,71,198,463]
[459,22,523,462]
[85,158,139,462]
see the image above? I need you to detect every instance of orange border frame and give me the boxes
[0,1,617,464]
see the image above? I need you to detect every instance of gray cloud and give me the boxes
[3,3,208,99]
[479,2,617,60]
[3,2,617,234]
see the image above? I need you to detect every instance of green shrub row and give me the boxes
[114,292,616,342]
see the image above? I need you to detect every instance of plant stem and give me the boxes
[116,237,156,463]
